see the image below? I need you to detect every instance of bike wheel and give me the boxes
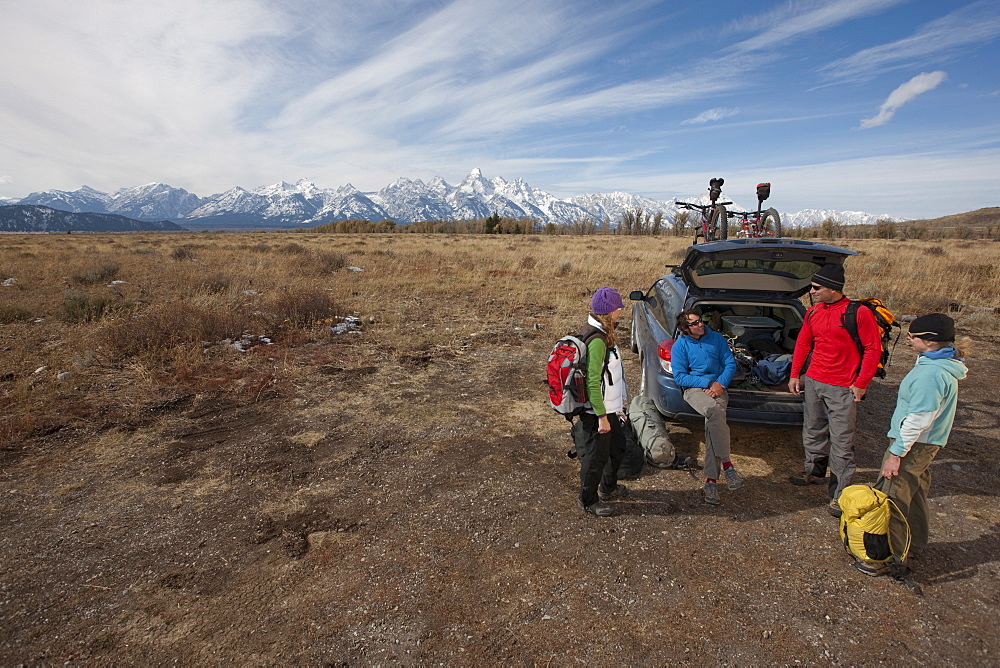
[708,205,728,241]
[760,208,781,237]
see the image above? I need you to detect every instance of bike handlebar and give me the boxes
[674,201,732,210]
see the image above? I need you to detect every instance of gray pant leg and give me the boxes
[683,387,730,481]
[803,376,857,499]
[801,376,830,477]
[824,382,857,499]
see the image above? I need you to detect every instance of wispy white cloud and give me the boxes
[726,0,905,53]
[682,107,740,125]
[858,71,947,129]
[272,0,762,155]
[821,1,1000,83]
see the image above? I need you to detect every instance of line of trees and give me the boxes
[300,212,998,240]
[801,218,1000,240]
[302,209,686,236]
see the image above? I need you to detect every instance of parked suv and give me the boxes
[629,238,857,426]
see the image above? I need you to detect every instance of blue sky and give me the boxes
[1,0,998,218]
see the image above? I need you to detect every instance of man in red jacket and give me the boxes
[787,264,882,518]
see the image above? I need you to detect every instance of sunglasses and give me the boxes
[809,284,824,291]
[686,320,705,327]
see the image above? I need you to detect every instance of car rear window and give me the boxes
[693,258,822,292]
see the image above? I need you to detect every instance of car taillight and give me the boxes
[658,339,673,373]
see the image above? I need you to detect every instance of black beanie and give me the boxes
[812,264,845,291]
[909,313,956,342]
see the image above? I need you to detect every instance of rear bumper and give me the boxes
[646,364,804,427]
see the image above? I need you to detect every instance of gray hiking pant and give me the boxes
[801,375,857,499]
[682,388,730,481]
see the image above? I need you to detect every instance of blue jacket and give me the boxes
[671,327,737,390]
[886,349,967,455]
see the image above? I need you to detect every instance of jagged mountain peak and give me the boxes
[10,169,907,230]
[457,168,495,197]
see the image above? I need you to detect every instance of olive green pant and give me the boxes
[880,441,941,560]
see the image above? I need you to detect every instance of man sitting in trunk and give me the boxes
[671,308,744,505]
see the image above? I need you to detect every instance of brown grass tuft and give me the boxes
[263,288,342,329]
[101,301,253,360]
[0,304,33,324]
[72,262,120,285]
[309,251,348,274]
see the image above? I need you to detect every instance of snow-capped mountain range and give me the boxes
[2,168,905,230]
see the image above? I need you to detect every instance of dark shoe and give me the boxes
[704,482,721,505]
[828,497,843,518]
[672,455,696,470]
[723,468,745,491]
[789,471,825,486]
[598,484,629,502]
[578,499,614,517]
[853,560,890,577]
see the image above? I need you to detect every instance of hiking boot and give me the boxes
[703,482,721,505]
[828,497,843,518]
[789,471,825,486]
[598,484,629,502]
[578,499,614,517]
[723,468,744,491]
[853,560,890,577]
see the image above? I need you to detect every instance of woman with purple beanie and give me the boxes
[571,287,630,517]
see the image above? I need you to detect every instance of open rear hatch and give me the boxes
[678,238,857,300]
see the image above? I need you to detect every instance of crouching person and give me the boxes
[671,308,743,505]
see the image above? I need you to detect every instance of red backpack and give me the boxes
[545,328,607,420]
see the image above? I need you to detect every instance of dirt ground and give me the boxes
[2,321,999,665]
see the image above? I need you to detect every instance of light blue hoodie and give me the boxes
[886,348,967,456]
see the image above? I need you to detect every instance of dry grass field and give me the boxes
[1,231,999,664]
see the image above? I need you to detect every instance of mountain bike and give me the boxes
[675,177,730,243]
[727,182,781,238]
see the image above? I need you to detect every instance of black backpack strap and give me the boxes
[842,300,864,358]
[843,300,867,377]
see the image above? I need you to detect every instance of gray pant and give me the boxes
[801,375,857,499]
[683,387,730,481]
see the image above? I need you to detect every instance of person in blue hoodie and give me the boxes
[864,313,970,575]
[671,307,740,505]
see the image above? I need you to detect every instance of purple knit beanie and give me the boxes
[591,287,624,315]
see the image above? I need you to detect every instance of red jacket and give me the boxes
[790,298,882,389]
